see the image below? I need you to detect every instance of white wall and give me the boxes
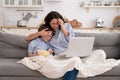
[0,0,120,28]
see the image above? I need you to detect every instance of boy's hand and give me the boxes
[48,49,54,54]
[33,53,39,56]
[28,53,39,57]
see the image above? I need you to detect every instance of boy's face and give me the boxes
[43,31,53,42]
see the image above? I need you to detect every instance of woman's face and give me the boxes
[50,19,59,31]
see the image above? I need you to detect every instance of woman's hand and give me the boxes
[38,28,49,37]
[58,19,64,27]
[58,18,69,37]
[25,28,49,41]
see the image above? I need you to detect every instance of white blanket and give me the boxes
[18,50,120,78]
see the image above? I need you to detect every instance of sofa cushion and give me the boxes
[101,64,120,76]
[0,41,27,58]
[0,58,120,77]
[95,46,120,59]
[74,32,120,59]
[0,58,42,77]
[0,31,28,58]
[0,31,28,48]
[74,33,120,46]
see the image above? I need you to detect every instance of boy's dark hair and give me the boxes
[38,24,55,38]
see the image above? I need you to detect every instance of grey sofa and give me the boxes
[0,31,120,80]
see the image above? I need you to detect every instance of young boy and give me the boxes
[28,24,55,57]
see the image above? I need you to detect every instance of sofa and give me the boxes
[0,30,120,80]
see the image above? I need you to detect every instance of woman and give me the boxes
[26,11,78,80]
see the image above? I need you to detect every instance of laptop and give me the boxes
[65,37,95,57]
